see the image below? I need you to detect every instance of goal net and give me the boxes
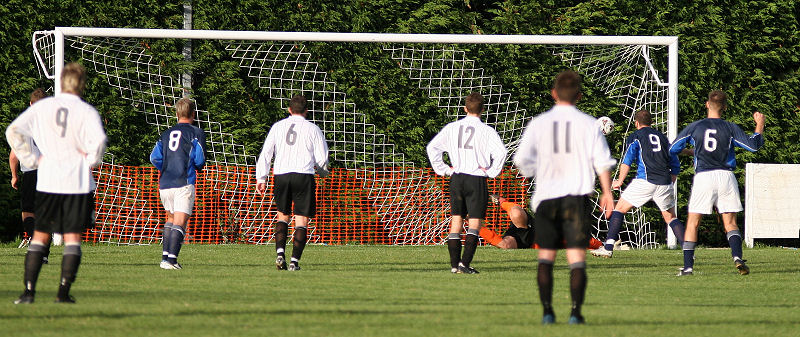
[32,28,678,248]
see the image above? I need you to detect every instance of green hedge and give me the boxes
[1,0,798,245]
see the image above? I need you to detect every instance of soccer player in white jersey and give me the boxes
[427,92,507,274]
[10,89,49,260]
[590,110,685,258]
[6,63,107,304]
[514,70,616,325]
[256,95,329,271]
[150,98,206,270]
[669,90,765,276]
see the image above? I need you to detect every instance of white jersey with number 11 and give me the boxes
[514,105,616,210]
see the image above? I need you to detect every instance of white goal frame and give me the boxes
[41,27,680,246]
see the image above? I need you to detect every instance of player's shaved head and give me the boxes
[289,95,308,115]
[30,88,46,104]
[176,97,196,119]
[61,63,87,95]
[464,92,484,115]
[634,110,652,126]
[553,70,582,104]
[707,90,727,111]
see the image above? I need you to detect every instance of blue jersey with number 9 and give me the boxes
[621,127,679,185]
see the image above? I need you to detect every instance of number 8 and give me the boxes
[168,130,182,151]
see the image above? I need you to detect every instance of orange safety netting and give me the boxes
[87,165,528,245]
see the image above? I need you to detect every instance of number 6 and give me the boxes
[704,129,717,152]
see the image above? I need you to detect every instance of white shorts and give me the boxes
[620,179,675,211]
[159,185,196,215]
[689,170,742,214]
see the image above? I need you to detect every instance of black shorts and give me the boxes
[449,173,488,219]
[533,195,593,249]
[19,170,37,213]
[273,173,316,217]
[502,210,536,249]
[35,192,96,234]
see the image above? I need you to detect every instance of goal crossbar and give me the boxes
[54,27,677,45]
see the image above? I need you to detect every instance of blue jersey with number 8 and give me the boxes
[669,118,763,173]
[150,123,206,189]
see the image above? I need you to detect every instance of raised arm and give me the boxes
[731,112,765,152]
[426,127,453,176]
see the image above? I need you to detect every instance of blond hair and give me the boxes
[61,63,87,95]
[176,97,196,119]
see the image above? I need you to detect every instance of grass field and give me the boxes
[1,244,798,336]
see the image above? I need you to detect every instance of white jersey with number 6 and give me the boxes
[426,115,507,178]
[256,114,329,182]
[514,105,616,210]
[5,93,107,194]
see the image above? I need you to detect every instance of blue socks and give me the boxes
[682,241,696,270]
[167,226,185,264]
[604,211,624,250]
[668,219,685,245]
[726,230,743,261]
[162,222,174,261]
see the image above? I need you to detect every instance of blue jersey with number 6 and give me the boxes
[621,127,679,185]
[150,123,206,189]
[669,118,763,173]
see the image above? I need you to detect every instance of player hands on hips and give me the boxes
[590,110,686,259]
[514,70,616,324]
[150,98,206,270]
[669,90,765,276]
[256,95,330,271]
[7,63,107,303]
[426,92,507,274]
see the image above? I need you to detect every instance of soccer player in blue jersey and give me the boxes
[590,110,685,258]
[669,90,765,276]
[150,98,206,270]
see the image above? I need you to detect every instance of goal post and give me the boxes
[34,27,679,247]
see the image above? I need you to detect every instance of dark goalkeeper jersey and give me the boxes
[669,118,763,173]
[621,127,679,185]
[150,122,207,189]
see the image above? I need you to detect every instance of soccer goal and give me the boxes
[31,28,678,248]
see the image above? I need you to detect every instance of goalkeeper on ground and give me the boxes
[479,194,602,250]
